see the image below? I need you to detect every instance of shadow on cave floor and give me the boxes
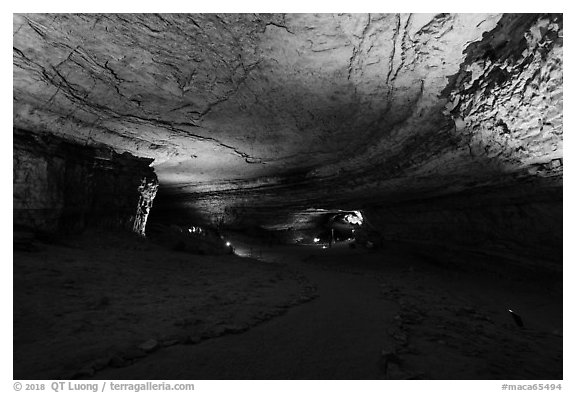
[13,231,315,380]
[86,240,562,380]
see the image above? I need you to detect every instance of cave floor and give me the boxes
[14,234,562,380]
[13,231,313,379]
[95,241,561,380]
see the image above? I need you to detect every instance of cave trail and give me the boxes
[93,244,562,380]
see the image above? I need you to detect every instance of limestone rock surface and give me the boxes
[13,13,563,233]
[13,128,157,233]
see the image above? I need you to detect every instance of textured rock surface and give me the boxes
[13,129,157,233]
[13,13,563,264]
[355,14,564,268]
[13,13,504,189]
[133,178,159,236]
[443,14,562,173]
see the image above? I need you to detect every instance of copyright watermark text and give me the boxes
[12,381,194,392]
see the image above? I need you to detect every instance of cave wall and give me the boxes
[443,14,562,172]
[363,183,562,270]
[361,14,563,271]
[13,129,158,234]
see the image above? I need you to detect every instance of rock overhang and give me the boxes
[13,13,563,229]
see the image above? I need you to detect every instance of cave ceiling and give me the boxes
[13,13,563,228]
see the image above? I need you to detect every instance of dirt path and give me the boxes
[13,233,313,379]
[93,246,400,379]
[92,244,563,380]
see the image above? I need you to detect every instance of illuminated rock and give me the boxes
[13,13,562,265]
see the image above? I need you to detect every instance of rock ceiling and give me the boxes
[13,13,563,228]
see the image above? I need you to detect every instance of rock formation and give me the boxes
[133,177,159,236]
[13,128,158,234]
[13,13,562,266]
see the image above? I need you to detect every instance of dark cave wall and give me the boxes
[13,129,158,234]
[363,183,562,270]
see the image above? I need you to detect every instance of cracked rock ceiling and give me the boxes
[13,13,563,228]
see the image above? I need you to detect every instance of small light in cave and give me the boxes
[322,245,327,249]
[508,309,524,327]
[352,229,355,233]
[313,237,320,243]
[226,241,231,247]
[188,228,192,233]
